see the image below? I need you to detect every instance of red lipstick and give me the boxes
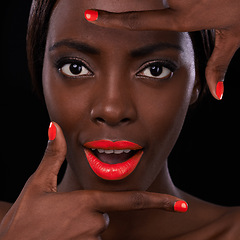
[84,140,143,180]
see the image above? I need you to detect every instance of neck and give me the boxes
[58,161,184,240]
[147,161,181,196]
[58,160,180,197]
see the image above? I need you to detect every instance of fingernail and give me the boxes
[216,81,224,100]
[174,201,188,213]
[48,122,56,141]
[84,10,98,21]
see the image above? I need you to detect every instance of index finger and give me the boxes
[84,7,210,32]
[85,9,185,31]
[91,191,188,213]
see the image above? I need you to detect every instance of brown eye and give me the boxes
[139,63,173,80]
[60,63,91,77]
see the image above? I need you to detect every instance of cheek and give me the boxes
[120,64,196,190]
[42,58,89,137]
[140,65,196,154]
[139,49,196,147]
[43,53,195,147]
[42,51,196,190]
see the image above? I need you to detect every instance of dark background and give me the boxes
[1,1,240,206]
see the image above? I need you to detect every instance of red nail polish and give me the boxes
[216,81,224,100]
[48,122,56,141]
[85,10,98,21]
[174,201,188,213]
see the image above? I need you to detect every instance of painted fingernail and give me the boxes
[85,10,98,21]
[216,81,224,100]
[174,201,188,213]
[48,122,56,141]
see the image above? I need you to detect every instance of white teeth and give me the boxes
[92,149,132,154]
[104,149,114,154]
[97,149,105,153]
[114,150,124,154]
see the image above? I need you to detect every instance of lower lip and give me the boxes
[84,149,144,181]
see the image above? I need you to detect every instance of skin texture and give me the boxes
[44,0,197,192]
[89,0,240,100]
[0,0,240,239]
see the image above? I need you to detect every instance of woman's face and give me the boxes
[43,0,198,191]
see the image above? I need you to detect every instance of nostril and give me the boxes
[121,118,130,123]
[95,117,130,125]
[90,101,137,126]
[95,117,105,123]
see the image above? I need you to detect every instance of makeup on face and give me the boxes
[43,0,196,191]
[84,140,143,180]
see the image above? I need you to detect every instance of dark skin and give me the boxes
[0,0,240,239]
[45,0,198,193]
[89,0,240,100]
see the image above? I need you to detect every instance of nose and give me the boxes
[90,79,137,127]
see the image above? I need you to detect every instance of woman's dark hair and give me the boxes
[26,0,215,99]
[27,0,56,98]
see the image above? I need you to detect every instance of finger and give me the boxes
[33,122,67,192]
[85,9,187,31]
[91,191,188,213]
[205,29,240,100]
[97,213,110,235]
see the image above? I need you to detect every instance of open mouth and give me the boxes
[83,140,144,180]
[91,148,138,164]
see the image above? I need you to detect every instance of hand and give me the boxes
[86,0,240,99]
[0,122,187,240]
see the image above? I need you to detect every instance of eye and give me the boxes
[59,62,92,78]
[137,63,173,80]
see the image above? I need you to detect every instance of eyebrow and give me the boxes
[131,43,183,58]
[49,39,100,55]
[49,39,183,57]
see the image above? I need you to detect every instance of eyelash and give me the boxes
[55,58,178,80]
[136,60,178,80]
[55,57,94,78]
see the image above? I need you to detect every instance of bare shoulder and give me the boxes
[0,201,12,221]
[195,206,240,238]
[177,191,240,239]
[226,206,240,219]
[221,206,240,236]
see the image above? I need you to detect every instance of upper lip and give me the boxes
[83,140,143,150]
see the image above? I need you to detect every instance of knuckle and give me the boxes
[161,197,173,211]
[130,192,146,210]
[44,142,64,158]
[124,12,140,30]
[215,29,226,40]
[215,29,240,50]
[94,214,109,234]
[207,60,228,77]
[212,65,227,75]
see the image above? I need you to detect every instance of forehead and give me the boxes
[48,0,191,53]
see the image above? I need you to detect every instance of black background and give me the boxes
[1,1,240,206]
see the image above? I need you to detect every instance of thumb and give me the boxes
[34,122,67,192]
[206,29,240,100]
